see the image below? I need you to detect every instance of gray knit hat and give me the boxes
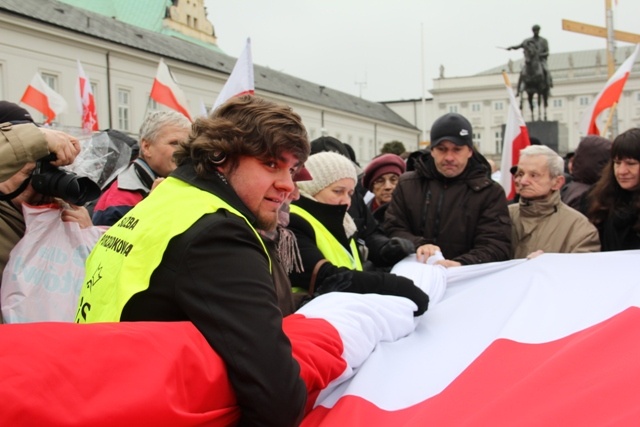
[297,151,357,197]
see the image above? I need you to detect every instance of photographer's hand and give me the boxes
[40,128,81,166]
[60,203,93,229]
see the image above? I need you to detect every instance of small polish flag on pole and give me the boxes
[499,71,530,200]
[20,73,68,124]
[150,58,192,121]
[212,38,255,112]
[578,44,639,137]
[76,60,99,131]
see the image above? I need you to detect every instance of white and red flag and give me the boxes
[302,251,640,426]
[212,38,255,112]
[150,58,192,121]
[20,73,68,124]
[499,71,530,200]
[579,44,639,136]
[2,251,640,426]
[76,60,99,131]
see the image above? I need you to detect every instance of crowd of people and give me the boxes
[0,97,639,426]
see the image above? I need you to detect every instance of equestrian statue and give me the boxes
[508,24,552,121]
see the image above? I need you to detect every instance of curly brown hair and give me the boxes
[588,127,640,232]
[174,95,309,177]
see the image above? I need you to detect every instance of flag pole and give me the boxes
[502,71,512,87]
[601,101,618,138]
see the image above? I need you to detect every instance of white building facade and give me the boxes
[385,46,640,158]
[0,0,419,165]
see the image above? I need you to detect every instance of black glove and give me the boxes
[381,274,429,317]
[379,237,415,265]
[320,267,429,316]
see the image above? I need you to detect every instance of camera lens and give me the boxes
[31,160,101,206]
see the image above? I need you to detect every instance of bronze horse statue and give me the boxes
[516,39,550,121]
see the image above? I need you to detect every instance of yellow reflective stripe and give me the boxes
[290,204,362,271]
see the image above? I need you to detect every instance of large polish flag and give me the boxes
[579,44,639,136]
[0,291,421,425]
[20,73,68,124]
[303,251,640,426]
[212,38,255,112]
[150,58,192,121]
[2,252,640,425]
[499,71,530,200]
[76,60,99,131]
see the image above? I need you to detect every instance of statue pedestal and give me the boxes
[525,121,569,155]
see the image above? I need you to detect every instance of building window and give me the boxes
[553,99,563,108]
[494,101,504,111]
[495,130,503,154]
[448,104,459,113]
[187,15,192,27]
[471,103,481,112]
[636,92,640,102]
[473,133,482,151]
[579,96,590,106]
[147,98,158,111]
[41,73,59,122]
[0,64,3,99]
[90,82,98,99]
[194,17,198,28]
[117,88,130,131]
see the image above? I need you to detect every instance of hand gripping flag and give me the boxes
[150,58,192,121]
[499,71,530,200]
[212,38,255,112]
[579,44,639,136]
[76,60,99,131]
[20,73,68,124]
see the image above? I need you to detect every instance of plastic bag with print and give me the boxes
[1,204,106,323]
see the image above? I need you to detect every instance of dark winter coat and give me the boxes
[383,150,512,265]
[561,135,612,215]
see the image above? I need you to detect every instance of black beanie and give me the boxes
[0,101,34,124]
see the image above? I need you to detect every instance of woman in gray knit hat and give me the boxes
[288,152,429,316]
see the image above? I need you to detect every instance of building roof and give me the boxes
[56,0,222,51]
[0,0,416,130]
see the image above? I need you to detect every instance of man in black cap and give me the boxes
[383,112,512,267]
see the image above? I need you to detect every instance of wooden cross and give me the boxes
[562,0,640,77]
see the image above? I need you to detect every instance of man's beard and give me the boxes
[256,212,278,232]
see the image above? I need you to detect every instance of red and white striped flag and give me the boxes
[150,58,192,121]
[499,72,530,200]
[579,44,639,136]
[0,291,418,426]
[20,73,68,124]
[76,60,99,131]
[212,38,255,112]
[302,251,640,426]
[2,252,640,425]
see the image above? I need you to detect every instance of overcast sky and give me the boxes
[205,0,639,102]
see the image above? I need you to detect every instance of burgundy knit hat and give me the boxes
[362,153,406,191]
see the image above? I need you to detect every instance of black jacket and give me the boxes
[288,196,429,316]
[121,163,306,427]
[384,150,512,265]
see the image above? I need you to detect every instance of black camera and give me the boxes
[31,155,101,206]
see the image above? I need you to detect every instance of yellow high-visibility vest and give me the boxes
[289,204,362,271]
[75,176,270,323]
